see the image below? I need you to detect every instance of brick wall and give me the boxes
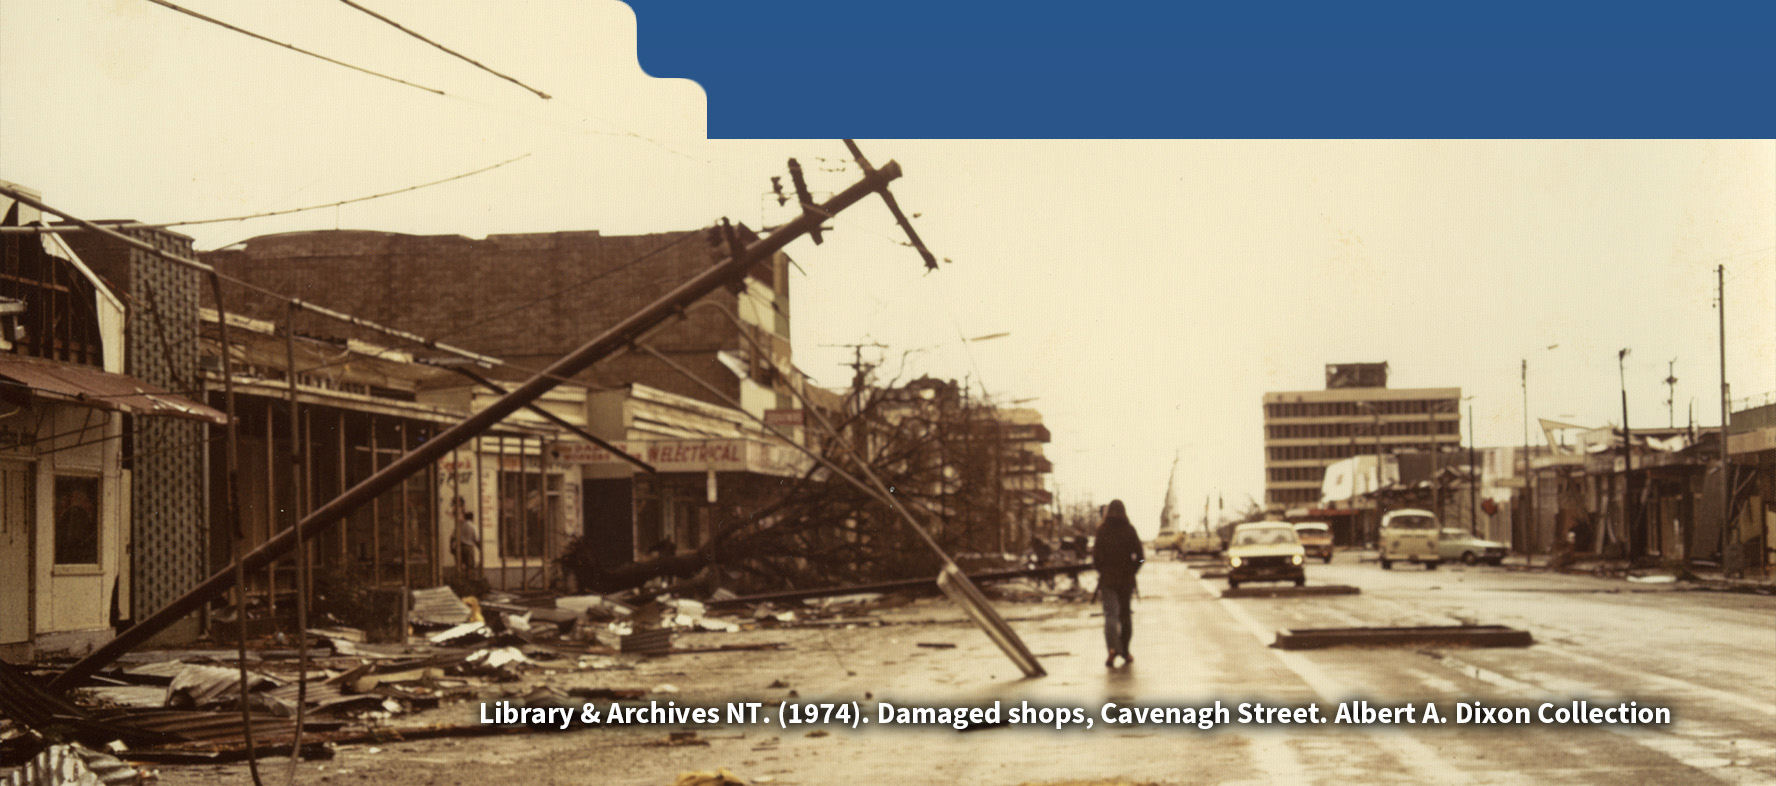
[201,229,778,406]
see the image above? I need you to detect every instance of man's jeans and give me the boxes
[1101,584,1134,654]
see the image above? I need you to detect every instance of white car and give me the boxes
[1437,528,1507,566]
[1378,508,1440,570]
[1226,522,1306,589]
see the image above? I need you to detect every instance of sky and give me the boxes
[3,1,1773,537]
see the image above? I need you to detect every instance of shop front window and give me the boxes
[54,475,99,564]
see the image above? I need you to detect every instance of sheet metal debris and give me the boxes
[1,743,148,786]
[410,586,474,626]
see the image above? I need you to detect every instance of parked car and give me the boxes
[1178,529,1223,557]
[1225,522,1306,589]
[1437,528,1507,565]
[1152,530,1183,553]
[1378,508,1440,570]
[1292,521,1334,563]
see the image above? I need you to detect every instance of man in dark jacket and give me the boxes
[1092,499,1144,667]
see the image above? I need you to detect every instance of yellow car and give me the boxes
[1292,521,1334,563]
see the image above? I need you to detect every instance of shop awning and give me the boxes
[0,355,228,424]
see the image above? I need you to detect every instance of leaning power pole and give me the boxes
[52,144,937,690]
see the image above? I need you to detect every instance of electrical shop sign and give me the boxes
[547,438,808,477]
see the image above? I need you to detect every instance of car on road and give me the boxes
[1177,529,1223,557]
[1292,521,1334,563]
[1225,522,1306,589]
[1437,527,1507,565]
[1378,508,1441,570]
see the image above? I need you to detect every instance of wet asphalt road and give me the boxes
[174,556,1776,785]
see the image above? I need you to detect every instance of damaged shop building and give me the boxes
[1,184,227,659]
[199,228,808,593]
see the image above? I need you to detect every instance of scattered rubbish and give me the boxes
[463,647,534,680]
[556,594,634,622]
[410,586,474,626]
[1,743,151,786]
[595,627,672,655]
[648,731,709,748]
[804,729,829,738]
[916,642,956,649]
[673,768,748,786]
[767,679,790,689]
[669,642,785,655]
[427,622,492,647]
[164,663,278,710]
[502,610,532,634]
[566,687,646,701]
[307,626,367,644]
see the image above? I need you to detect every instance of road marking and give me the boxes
[1535,645,1776,718]
[1207,575,1471,785]
[1430,643,1767,783]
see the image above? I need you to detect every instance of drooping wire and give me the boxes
[209,272,267,786]
[334,0,551,99]
[140,0,445,96]
[156,154,532,229]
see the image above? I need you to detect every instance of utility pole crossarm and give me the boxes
[842,139,938,271]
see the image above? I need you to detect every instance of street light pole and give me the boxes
[1619,348,1633,557]
[1469,402,1478,535]
[1522,360,1532,556]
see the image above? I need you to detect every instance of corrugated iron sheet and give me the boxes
[0,355,227,424]
[87,709,324,744]
[1,743,146,786]
[410,586,472,625]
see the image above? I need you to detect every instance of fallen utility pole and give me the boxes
[430,360,657,474]
[50,157,906,692]
[704,562,1093,609]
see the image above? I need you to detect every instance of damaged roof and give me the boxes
[0,354,227,424]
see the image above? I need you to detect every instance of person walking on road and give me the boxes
[1093,499,1145,667]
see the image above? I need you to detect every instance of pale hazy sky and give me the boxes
[4,1,1773,535]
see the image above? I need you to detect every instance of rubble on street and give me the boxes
[1,574,1089,779]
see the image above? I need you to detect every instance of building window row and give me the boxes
[1267,441,1458,462]
[1267,466,1325,482]
[1265,399,1457,418]
[1266,420,1458,440]
[1266,487,1321,505]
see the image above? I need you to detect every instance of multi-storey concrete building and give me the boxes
[1262,363,1461,510]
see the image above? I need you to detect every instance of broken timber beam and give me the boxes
[50,160,906,692]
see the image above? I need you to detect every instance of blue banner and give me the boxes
[627,1,1775,138]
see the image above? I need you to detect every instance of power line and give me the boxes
[161,154,532,229]
[334,0,551,100]
[140,0,445,96]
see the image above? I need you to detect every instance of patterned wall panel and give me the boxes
[122,231,206,621]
